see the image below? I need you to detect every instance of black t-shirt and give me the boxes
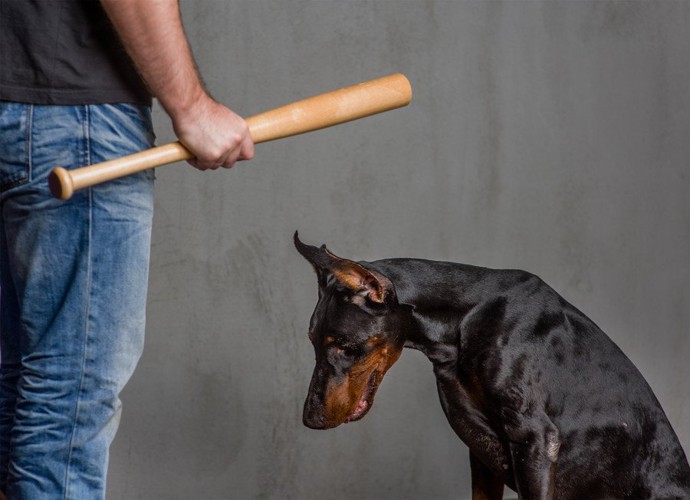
[0,0,152,105]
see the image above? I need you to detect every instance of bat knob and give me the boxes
[49,167,74,200]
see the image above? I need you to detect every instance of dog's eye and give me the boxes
[326,345,348,366]
[340,344,363,357]
[328,344,352,357]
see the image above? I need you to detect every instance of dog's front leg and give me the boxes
[470,452,504,500]
[506,419,560,500]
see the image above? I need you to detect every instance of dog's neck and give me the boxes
[366,258,499,367]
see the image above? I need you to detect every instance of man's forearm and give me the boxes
[100,0,254,169]
[100,0,205,119]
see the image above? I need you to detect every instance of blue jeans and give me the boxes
[0,102,155,499]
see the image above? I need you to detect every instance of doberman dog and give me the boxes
[294,233,690,499]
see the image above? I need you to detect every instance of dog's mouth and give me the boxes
[345,371,379,423]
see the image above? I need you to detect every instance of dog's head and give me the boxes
[294,232,408,429]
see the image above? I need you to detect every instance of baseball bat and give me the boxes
[49,73,412,200]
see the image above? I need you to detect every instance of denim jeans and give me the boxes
[0,102,155,499]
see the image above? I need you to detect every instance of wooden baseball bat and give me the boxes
[49,73,412,200]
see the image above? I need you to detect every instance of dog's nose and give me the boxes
[303,410,327,429]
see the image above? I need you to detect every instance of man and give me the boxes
[0,0,254,497]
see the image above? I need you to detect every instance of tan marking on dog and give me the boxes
[322,336,403,426]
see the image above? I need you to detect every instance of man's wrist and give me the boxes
[161,80,208,122]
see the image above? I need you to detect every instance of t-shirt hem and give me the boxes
[0,84,152,106]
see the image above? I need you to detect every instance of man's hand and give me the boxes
[173,94,255,170]
[100,0,254,170]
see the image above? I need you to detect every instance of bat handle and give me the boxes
[49,142,192,200]
[49,73,412,200]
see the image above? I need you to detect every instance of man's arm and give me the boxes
[100,0,254,170]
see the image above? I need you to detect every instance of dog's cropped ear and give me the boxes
[293,231,335,287]
[329,259,393,304]
[294,232,394,304]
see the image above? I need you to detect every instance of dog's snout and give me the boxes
[302,411,327,430]
[303,382,329,429]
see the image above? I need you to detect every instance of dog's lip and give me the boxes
[345,371,378,423]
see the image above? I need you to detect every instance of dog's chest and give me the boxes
[433,367,510,463]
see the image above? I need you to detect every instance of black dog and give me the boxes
[294,233,690,499]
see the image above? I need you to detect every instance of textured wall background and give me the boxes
[108,1,689,499]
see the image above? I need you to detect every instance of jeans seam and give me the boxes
[63,105,93,500]
[26,105,33,182]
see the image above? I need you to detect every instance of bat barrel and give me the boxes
[247,73,412,143]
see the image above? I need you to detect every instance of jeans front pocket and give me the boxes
[0,102,30,193]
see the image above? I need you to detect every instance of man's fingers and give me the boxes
[239,135,255,161]
[188,144,245,170]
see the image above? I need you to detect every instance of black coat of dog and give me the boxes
[295,234,690,499]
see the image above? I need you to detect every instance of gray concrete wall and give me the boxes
[108,1,690,499]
